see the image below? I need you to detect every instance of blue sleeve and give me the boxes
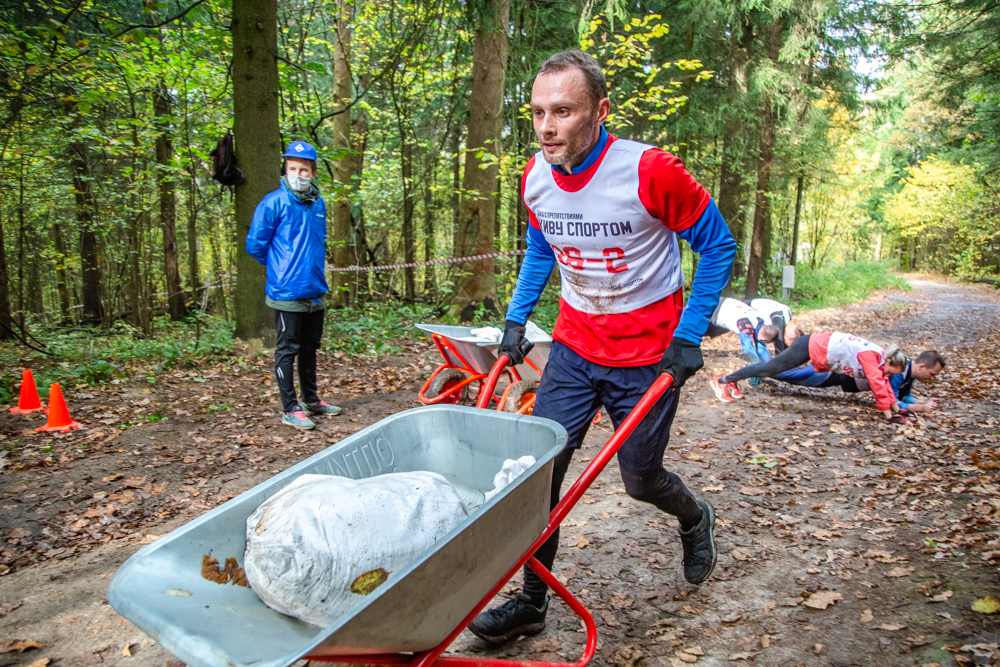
[505,225,556,324]
[673,198,737,344]
[246,196,278,265]
[889,373,918,402]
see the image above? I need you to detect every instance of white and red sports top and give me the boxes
[711,298,760,334]
[749,298,791,325]
[809,332,896,410]
[522,138,710,366]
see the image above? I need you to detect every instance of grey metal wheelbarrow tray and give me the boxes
[108,405,567,667]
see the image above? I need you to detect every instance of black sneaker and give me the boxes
[678,499,717,584]
[467,592,548,645]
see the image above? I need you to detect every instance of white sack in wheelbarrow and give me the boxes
[244,472,467,627]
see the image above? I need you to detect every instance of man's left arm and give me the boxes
[638,150,736,386]
[673,201,737,345]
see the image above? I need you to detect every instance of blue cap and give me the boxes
[282,141,317,161]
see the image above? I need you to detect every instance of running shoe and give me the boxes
[710,377,734,403]
[679,499,718,584]
[301,400,342,415]
[282,410,316,430]
[468,592,548,645]
[729,382,745,400]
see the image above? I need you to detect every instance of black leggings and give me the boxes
[724,334,812,383]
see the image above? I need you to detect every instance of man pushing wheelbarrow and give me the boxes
[468,50,737,644]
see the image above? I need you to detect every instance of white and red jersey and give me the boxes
[749,299,791,325]
[809,332,896,410]
[711,298,761,334]
[522,137,710,366]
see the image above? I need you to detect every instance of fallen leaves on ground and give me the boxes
[0,640,44,653]
[803,591,842,610]
[971,595,1000,614]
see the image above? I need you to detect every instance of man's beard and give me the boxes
[541,120,598,167]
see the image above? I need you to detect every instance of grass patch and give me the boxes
[324,302,437,357]
[761,261,909,311]
[0,314,235,397]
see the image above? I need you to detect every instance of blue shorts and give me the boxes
[532,341,680,476]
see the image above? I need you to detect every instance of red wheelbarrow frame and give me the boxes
[309,354,674,667]
[418,332,542,413]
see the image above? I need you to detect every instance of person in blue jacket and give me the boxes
[246,141,341,430]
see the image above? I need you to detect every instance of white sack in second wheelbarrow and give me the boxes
[244,472,468,627]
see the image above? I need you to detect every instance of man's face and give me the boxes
[285,157,315,179]
[912,362,943,381]
[531,68,610,168]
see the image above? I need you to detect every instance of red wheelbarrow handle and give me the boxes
[475,337,534,409]
[311,369,675,667]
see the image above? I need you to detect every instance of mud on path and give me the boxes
[2,278,1000,667]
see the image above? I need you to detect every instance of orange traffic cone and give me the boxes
[34,384,80,432]
[10,369,46,415]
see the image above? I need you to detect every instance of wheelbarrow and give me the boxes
[415,324,551,414]
[109,352,674,667]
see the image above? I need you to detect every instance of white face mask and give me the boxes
[287,173,312,192]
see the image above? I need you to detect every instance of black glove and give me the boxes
[890,414,908,425]
[657,336,704,388]
[897,407,912,417]
[498,320,528,366]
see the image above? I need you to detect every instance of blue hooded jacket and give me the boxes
[246,180,329,301]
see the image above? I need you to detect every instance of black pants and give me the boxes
[724,333,812,383]
[521,342,703,606]
[274,309,324,413]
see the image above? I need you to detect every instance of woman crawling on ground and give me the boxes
[710,331,910,423]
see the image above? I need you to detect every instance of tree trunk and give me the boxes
[717,15,753,288]
[423,147,437,298]
[188,178,201,298]
[791,173,803,266]
[451,0,509,320]
[232,0,281,344]
[330,0,354,308]
[0,205,13,338]
[745,20,783,300]
[69,142,104,324]
[52,222,71,325]
[400,129,416,302]
[154,82,185,320]
[350,103,369,302]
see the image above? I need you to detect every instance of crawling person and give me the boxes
[706,298,767,383]
[706,299,799,390]
[710,332,909,421]
[839,349,945,412]
[750,297,795,353]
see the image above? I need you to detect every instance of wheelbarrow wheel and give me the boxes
[504,379,538,414]
[425,368,468,404]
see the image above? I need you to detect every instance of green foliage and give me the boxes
[767,262,909,311]
[324,303,437,357]
[0,315,235,393]
[72,360,120,385]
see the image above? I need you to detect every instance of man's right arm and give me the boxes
[246,197,278,265]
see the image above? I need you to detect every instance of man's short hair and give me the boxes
[537,50,608,108]
[916,350,946,369]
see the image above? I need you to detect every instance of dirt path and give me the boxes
[2,278,999,667]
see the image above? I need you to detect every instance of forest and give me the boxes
[0,0,997,346]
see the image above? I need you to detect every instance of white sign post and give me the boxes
[782,265,796,301]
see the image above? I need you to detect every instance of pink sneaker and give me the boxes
[709,377,734,403]
[729,382,745,400]
[282,410,316,430]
